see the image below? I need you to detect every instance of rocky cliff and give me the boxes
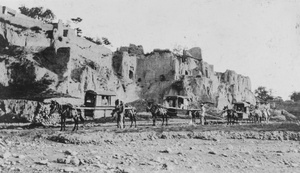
[135,49,256,109]
[0,6,256,123]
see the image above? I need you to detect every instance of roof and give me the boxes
[85,90,116,96]
[234,101,251,107]
[164,95,191,99]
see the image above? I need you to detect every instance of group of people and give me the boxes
[112,99,138,128]
[190,103,206,125]
[111,99,125,128]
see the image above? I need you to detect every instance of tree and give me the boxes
[273,96,283,102]
[70,17,83,36]
[290,91,300,102]
[19,6,55,23]
[84,36,102,45]
[254,86,274,102]
[101,37,111,45]
[71,17,83,23]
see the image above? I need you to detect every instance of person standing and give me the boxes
[118,101,125,128]
[200,103,206,125]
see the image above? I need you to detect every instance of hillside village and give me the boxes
[1,4,300,173]
[0,5,296,123]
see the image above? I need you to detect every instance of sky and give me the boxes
[2,0,300,100]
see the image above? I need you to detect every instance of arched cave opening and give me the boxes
[160,75,166,81]
[129,70,133,79]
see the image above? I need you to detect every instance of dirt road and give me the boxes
[0,119,300,173]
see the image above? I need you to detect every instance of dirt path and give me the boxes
[0,120,300,173]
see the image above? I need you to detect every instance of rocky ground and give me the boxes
[1,119,300,173]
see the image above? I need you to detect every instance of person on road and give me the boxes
[200,103,206,125]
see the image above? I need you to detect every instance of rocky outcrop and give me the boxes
[0,10,121,102]
[135,49,256,109]
[0,6,257,123]
[0,99,55,124]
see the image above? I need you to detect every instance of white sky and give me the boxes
[2,0,300,100]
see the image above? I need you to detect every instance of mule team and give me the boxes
[222,105,271,125]
[49,100,270,131]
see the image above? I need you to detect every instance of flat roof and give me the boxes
[164,95,191,99]
[85,90,116,96]
[234,102,251,106]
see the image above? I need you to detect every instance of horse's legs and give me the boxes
[72,117,77,131]
[60,115,63,131]
[76,117,79,131]
[80,115,85,129]
[152,114,156,126]
[63,117,66,131]
[260,117,262,123]
[123,114,125,128]
[166,115,168,126]
[130,115,133,128]
[134,115,137,128]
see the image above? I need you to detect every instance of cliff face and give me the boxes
[135,50,256,109]
[0,10,122,104]
[0,6,256,123]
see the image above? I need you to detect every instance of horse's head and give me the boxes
[223,106,230,115]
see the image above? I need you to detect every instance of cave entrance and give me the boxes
[129,70,133,79]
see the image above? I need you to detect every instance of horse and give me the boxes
[112,106,138,128]
[191,110,207,125]
[49,100,84,131]
[124,106,137,128]
[146,102,168,126]
[261,108,270,124]
[223,106,238,125]
[252,109,263,123]
[248,111,256,123]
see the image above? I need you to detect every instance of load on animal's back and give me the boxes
[124,105,137,128]
[222,105,238,125]
[112,99,138,128]
[146,100,168,126]
[49,100,84,131]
